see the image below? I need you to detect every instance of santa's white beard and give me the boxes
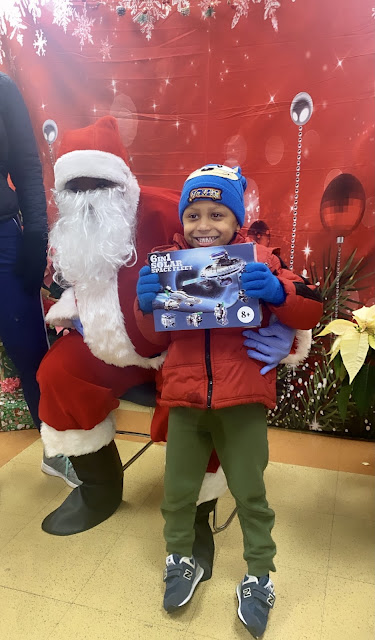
[48,186,164,370]
[50,186,137,288]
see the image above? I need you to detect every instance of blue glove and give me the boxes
[243,320,296,375]
[72,317,84,336]
[241,263,285,305]
[137,265,162,313]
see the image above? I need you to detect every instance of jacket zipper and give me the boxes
[204,329,213,408]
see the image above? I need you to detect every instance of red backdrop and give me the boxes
[1,0,374,436]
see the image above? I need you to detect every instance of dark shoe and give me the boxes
[192,498,217,581]
[41,440,123,536]
[163,554,204,613]
[236,575,275,638]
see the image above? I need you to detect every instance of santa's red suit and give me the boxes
[37,116,311,544]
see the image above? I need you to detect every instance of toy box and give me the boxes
[149,243,261,331]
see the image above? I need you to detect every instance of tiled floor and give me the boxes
[0,426,374,640]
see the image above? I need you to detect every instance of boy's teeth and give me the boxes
[196,237,217,244]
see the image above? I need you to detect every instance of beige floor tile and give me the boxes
[221,504,333,576]
[0,517,120,601]
[322,575,375,640]
[0,511,32,547]
[274,506,333,575]
[265,462,338,515]
[334,471,375,521]
[52,604,187,640]
[74,532,199,631]
[328,514,375,584]
[0,585,70,640]
[0,460,69,518]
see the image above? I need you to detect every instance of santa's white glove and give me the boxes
[45,287,78,328]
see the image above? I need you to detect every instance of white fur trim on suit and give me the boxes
[75,273,165,370]
[45,287,78,328]
[41,414,116,457]
[197,466,228,505]
[55,150,132,192]
[281,329,312,367]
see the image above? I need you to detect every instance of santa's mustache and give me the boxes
[49,186,137,288]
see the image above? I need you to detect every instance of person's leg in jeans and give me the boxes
[0,218,80,487]
[0,218,48,428]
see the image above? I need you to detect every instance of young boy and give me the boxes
[135,164,322,638]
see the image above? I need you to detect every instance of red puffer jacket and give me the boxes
[135,233,322,411]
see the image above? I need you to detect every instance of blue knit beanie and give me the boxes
[179,164,248,227]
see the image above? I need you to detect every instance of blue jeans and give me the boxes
[0,218,49,428]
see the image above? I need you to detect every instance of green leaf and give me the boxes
[351,364,375,416]
[333,354,348,381]
[336,384,352,422]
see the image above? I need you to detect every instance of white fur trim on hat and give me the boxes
[41,414,116,457]
[197,466,228,505]
[54,150,132,192]
[45,287,78,328]
[281,329,312,367]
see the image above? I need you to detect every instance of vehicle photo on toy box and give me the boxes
[148,244,262,331]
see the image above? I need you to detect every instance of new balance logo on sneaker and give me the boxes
[163,554,204,613]
[183,568,193,580]
[236,575,275,638]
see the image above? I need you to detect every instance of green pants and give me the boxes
[161,404,276,577]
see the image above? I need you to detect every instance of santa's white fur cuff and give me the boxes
[281,329,312,366]
[41,414,116,457]
[197,466,228,504]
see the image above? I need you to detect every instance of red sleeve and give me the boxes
[267,263,323,330]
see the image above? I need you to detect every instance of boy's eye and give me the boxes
[211,212,223,218]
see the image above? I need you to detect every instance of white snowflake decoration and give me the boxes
[172,0,190,13]
[72,5,95,50]
[125,0,171,40]
[100,36,112,61]
[230,0,280,31]
[231,0,249,29]
[52,0,74,33]
[264,0,280,32]
[33,28,47,56]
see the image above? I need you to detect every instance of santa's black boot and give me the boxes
[42,440,123,536]
[192,498,217,581]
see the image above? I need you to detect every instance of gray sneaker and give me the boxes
[41,453,82,489]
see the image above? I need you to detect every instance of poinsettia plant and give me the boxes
[317,305,375,419]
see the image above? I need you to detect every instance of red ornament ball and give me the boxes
[320,173,365,237]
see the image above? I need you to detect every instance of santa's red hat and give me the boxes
[54,116,132,192]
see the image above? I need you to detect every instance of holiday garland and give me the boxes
[0,0,282,61]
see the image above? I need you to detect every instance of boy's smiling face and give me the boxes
[182,201,240,248]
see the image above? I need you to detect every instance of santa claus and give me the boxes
[38,115,309,577]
